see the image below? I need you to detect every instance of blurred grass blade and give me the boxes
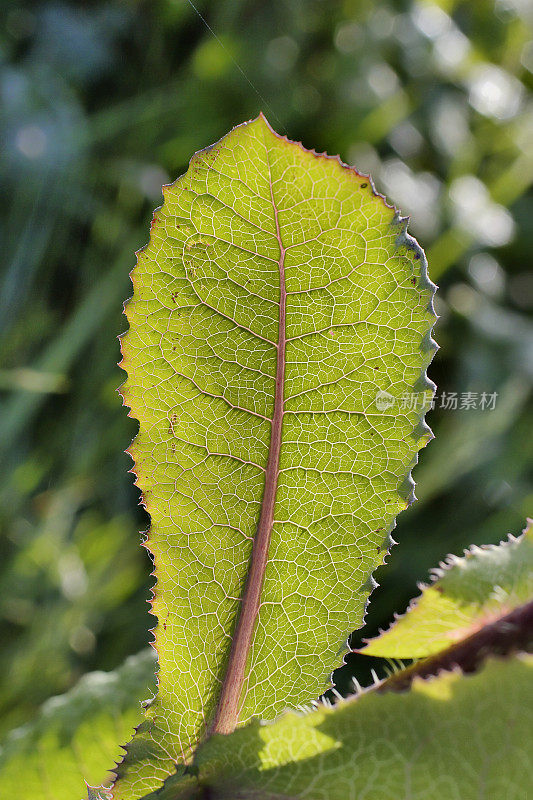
[0,250,132,457]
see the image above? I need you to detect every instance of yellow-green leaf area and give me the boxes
[117,115,436,797]
[363,521,533,658]
[0,651,155,800]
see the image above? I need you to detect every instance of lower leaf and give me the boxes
[0,650,155,800]
[142,654,532,800]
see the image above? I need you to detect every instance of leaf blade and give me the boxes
[362,519,533,658]
[116,115,437,796]
[186,654,532,800]
[0,650,155,800]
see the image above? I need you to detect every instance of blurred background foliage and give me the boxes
[0,0,532,736]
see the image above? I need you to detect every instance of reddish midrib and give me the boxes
[210,167,286,737]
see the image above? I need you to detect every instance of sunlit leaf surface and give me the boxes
[116,115,436,797]
[362,519,533,658]
[146,655,533,800]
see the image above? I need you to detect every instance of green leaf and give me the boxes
[0,650,155,800]
[362,519,533,658]
[148,654,533,800]
[116,114,436,796]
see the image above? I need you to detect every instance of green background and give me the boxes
[0,0,531,737]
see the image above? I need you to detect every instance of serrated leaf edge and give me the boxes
[358,518,532,653]
[112,113,439,794]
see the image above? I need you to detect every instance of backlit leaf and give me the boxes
[362,519,533,658]
[115,114,436,797]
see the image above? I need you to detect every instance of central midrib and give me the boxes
[209,146,286,736]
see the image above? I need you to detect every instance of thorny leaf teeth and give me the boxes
[360,521,533,660]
